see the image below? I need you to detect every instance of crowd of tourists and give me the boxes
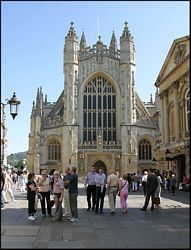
[1,164,189,221]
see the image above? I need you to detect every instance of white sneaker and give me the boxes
[70,218,78,222]
[28,215,36,221]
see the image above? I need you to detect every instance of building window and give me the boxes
[185,90,190,131]
[138,139,152,160]
[83,75,116,144]
[47,139,61,160]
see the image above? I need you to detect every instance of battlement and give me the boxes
[78,43,120,61]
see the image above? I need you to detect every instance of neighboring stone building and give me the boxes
[1,104,8,167]
[155,35,190,184]
[27,21,159,178]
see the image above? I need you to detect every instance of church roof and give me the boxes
[46,89,65,118]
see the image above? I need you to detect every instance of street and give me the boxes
[1,184,190,249]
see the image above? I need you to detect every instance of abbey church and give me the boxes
[27,21,159,178]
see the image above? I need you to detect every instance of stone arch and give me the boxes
[93,160,107,174]
[80,71,121,96]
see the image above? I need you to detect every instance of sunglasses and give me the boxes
[54,173,59,175]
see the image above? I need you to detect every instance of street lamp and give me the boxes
[1,92,21,165]
[165,148,171,170]
[8,92,21,120]
[1,92,21,120]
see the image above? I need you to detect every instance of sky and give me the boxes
[1,1,189,155]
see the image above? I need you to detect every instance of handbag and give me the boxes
[49,194,55,207]
[154,197,160,205]
[34,192,43,210]
[117,180,128,197]
[34,194,39,210]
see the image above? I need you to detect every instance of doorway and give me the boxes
[176,154,185,184]
[93,160,107,175]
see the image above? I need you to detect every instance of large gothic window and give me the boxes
[83,76,116,144]
[138,139,152,160]
[185,90,190,131]
[47,139,61,160]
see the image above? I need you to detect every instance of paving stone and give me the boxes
[62,232,74,241]
[48,240,83,248]
[1,236,36,249]
[3,229,39,236]
[73,232,96,240]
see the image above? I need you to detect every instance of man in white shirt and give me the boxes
[107,169,119,215]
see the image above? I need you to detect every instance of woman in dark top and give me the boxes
[27,173,38,220]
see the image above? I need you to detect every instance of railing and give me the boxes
[79,45,120,60]
[78,143,121,151]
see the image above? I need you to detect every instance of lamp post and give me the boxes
[1,92,21,120]
[1,92,21,165]
[165,149,171,170]
[8,92,21,120]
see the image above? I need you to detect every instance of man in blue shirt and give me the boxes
[84,166,97,211]
[68,167,78,222]
[95,168,106,214]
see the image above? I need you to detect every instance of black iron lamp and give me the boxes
[8,92,21,120]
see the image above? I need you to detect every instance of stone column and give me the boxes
[159,92,165,144]
[163,90,169,144]
[173,81,180,142]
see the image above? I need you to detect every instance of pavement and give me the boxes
[1,183,190,249]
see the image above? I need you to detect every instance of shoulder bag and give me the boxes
[118,180,128,197]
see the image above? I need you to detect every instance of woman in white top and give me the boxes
[141,171,148,196]
[5,170,15,202]
[154,171,163,209]
[38,170,52,217]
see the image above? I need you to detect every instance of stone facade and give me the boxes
[1,104,8,166]
[155,35,190,184]
[27,21,159,179]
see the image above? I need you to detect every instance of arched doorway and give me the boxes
[175,154,185,184]
[93,160,107,174]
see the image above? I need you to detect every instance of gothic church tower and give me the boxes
[27,21,158,177]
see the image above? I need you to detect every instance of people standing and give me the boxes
[118,174,129,213]
[68,166,78,222]
[37,170,52,217]
[51,171,64,222]
[154,170,163,210]
[5,170,15,202]
[84,166,97,211]
[131,173,138,191]
[140,169,158,211]
[18,172,26,192]
[126,174,132,192]
[1,165,6,208]
[170,174,177,196]
[141,171,148,196]
[27,172,38,220]
[95,168,106,214]
[107,169,119,215]
[62,167,72,219]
